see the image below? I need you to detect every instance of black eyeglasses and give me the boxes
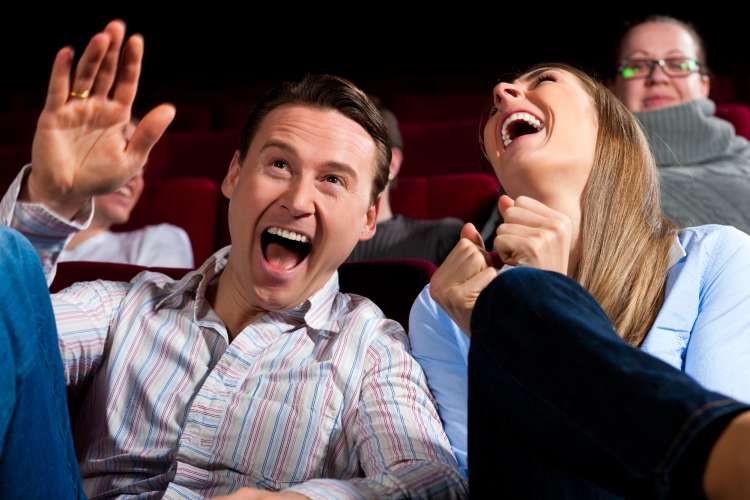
[618,57,704,80]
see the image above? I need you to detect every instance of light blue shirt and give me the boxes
[409,225,750,477]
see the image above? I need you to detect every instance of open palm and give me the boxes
[28,20,174,218]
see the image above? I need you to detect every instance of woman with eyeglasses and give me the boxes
[613,15,750,235]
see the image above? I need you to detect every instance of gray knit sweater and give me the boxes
[636,98,750,234]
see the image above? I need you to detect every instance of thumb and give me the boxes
[498,194,515,216]
[127,103,176,166]
[460,222,484,250]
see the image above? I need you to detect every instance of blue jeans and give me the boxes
[469,268,749,499]
[0,227,85,499]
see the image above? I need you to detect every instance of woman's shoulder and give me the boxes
[678,225,750,277]
[679,224,750,253]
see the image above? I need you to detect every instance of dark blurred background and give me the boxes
[2,7,747,107]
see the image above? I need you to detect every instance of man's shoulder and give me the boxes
[332,291,407,346]
[106,268,191,307]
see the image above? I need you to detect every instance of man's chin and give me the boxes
[253,271,336,313]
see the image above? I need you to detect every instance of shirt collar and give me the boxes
[154,246,229,311]
[155,246,343,333]
[668,234,687,270]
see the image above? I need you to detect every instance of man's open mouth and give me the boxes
[261,226,313,271]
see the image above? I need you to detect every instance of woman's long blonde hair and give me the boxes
[491,64,678,346]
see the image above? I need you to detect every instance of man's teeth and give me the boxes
[267,227,310,243]
[501,112,544,148]
[116,187,133,196]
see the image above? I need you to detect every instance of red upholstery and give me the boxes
[112,177,221,265]
[164,103,215,131]
[51,262,190,293]
[391,173,499,225]
[0,156,220,265]
[399,119,490,176]
[146,130,239,185]
[709,75,737,104]
[142,123,497,197]
[716,103,750,141]
[51,259,436,330]
[217,98,254,130]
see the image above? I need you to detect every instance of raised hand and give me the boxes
[25,20,175,219]
[493,194,572,275]
[429,223,498,336]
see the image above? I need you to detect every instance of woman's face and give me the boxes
[614,21,709,112]
[93,170,145,228]
[483,68,598,202]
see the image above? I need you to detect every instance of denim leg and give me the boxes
[468,267,748,500]
[0,227,85,499]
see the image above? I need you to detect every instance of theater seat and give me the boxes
[391,173,500,226]
[338,259,437,330]
[147,130,239,185]
[709,75,737,104]
[716,102,750,141]
[399,119,489,176]
[113,177,221,265]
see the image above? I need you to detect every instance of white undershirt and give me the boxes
[60,223,194,268]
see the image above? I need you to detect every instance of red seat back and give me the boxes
[391,173,499,225]
[113,177,221,265]
[716,102,750,141]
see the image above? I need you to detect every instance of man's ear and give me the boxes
[359,195,381,241]
[222,151,242,199]
[389,147,404,181]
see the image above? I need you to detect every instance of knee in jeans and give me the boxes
[481,267,567,313]
[472,267,595,337]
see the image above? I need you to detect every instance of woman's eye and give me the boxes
[534,73,557,86]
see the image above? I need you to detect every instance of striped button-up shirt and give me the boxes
[2,168,467,500]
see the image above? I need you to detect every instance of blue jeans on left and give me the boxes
[0,226,85,499]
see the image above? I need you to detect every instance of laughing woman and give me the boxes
[410,64,750,499]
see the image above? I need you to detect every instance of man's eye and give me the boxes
[323,175,343,185]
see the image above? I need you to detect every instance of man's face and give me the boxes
[221,104,380,311]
